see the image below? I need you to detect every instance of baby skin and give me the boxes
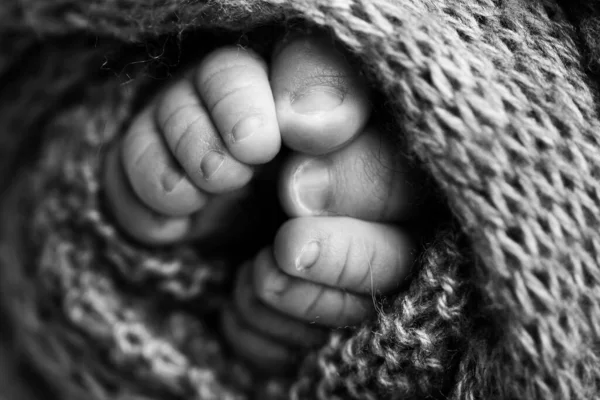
[103,34,418,372]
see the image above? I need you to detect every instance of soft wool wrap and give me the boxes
[1,0,600,399]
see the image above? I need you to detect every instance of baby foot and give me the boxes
[221,36,419,373]
[104,44,284,244]
[103,34,374,245]
[102,32,420,374]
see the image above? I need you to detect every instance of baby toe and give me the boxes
[279,127,420,222]
[233,262,329,349]
[273,217,414,296]
[156,78,253,194]
[104,145,191,245]
[251,247,372,327]
[194,46,280,165]
[271,34,371,155]
[221,304,298,375]
[121,106,207,217]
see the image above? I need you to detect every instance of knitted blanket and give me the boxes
[1,0,599,399]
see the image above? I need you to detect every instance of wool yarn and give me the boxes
[1,0,600,399]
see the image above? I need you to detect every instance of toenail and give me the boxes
[160,168,184,193]
[231,115,262,143]
[296,241,320,271]
[291,86,344,115]
[263,267,290,297]
[293,159,331,213]
[200,151,225,180]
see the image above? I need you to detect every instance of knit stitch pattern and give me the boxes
[1,0,600,399]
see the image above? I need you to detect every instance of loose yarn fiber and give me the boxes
[1,0,600,399]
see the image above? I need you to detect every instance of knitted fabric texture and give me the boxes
[1,0,600,399]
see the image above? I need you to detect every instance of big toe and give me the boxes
[271,34,371,155]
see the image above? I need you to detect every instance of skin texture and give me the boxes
[104,34,419,372]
